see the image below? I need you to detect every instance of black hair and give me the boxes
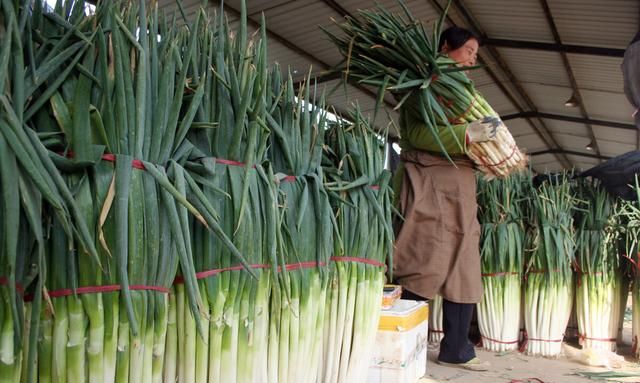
[438,26,480,51]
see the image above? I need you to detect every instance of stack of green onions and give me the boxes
[476,173,526,352]
[523,172,576,356]
[323,1,527,177]
[321,106,393,383]
[617,176,640,358]
[166,2,274,381]
[0,1,101,380]
[573,179,623,352]
[428,295,444,343]
[264,69,333,383]
[8,1,243,381]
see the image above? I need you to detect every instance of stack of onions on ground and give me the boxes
[617,176,640,358]
[523,172,576,357]
[168,3,274,382]
[323,1,527,179]
[321,107,393,383]
[476,173,526,352]
[264,68,334,383]
[573,179,624,352]
[5,1,243,381]
[0,2,106,379]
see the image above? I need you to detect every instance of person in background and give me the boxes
[622,31,640,129]
[393,26,499,371]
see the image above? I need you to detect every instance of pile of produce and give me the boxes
[573,179,624,352]
[476,174,527,352]
[522,172,576,357]
[0,1,393,382]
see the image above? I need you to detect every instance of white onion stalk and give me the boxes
[523,172,576,357]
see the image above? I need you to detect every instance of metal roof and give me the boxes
[160,0,639,173]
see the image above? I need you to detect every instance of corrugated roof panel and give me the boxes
[547,0,638,48]
[521,83,583,117]
[597,140,636,157]
[476,83,519,115]
[569,54,625,94]
[496,48,571,87]
[554,133,591,152]
[515,134,548,153]
[468,67,497,88]
[543,119,589,136]
[506,118,534,137]
[593,125,637,145]
[581,90,636,123]
[462,0,555,42]
[566,155,600,171]
[343,0,439,20]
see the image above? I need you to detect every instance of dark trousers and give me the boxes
[402,289,476,363]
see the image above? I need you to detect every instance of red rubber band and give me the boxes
[481,335,519,345]
[215,158,248,167]
[330,256,386,268]
[281,176,297,183]
[0,277,24,293]
[173,257,387,285]
[525,337,563,343]
[483,144,518,168]
[100,153,146,170]
[448,93,478,124]
[370,185,380,190]
[429,329,444,333]
[579,334,617,343]
[481,271,519,277]
[23,283,169,302]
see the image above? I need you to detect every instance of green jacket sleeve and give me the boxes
[398,105,468,155]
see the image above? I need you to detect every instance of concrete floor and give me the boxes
[419,320,640,383]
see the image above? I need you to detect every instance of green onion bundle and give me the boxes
[5,1,244,381]
[324,1,527,177]
[265,69,333,383]
[573,179,623,351]
[617,176,640,358]
[523,172,576,356]
[166,4,274,381]
[0,2,107,378]
[476,173,527,352]
[321,106,393,383]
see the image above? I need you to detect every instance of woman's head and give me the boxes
[438,26,479,67]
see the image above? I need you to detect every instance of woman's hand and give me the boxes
[466,116,501,143]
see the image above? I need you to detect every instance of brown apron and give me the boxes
[393,150,483,304]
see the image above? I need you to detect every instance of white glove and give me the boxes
[466,116,501,143]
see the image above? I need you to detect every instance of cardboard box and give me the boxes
[367,300,429,383]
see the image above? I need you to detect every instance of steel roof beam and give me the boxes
[502,112,636,131]
[531,149,611,160]
[539,0,600,161]
[482,38,625,57]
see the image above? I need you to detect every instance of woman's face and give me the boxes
[443,38,479,67]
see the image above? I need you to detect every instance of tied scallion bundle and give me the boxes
[265,68,334,383]
[321,106,393,383]
[476,173,527,352]
[573,178,624,352]
[523,172,576,357]
[324,0,527,178]
[618,176,640,358]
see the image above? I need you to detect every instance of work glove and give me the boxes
[466,116,501,143]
